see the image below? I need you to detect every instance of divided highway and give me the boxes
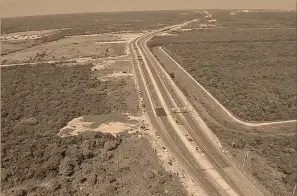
[130,23,266,196]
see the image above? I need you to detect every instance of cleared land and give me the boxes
[1,10,197,34]
[2,34,127,64]
[1,29,68,57]
[3,9,295,196]
[149,11,296,196]
[1,64,187,196]
[1,10,208,196]
[1,10,197,65]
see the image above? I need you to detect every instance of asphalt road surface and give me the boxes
[130,22,266,196]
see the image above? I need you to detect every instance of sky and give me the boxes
[0,0,296,17]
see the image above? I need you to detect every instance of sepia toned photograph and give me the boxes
[1,1,296,196]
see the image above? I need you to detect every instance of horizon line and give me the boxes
[2,8,295,19]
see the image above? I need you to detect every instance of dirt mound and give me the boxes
[57,114,141,137]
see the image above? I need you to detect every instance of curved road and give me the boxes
[130,22,266,196]
[157,48,296,127]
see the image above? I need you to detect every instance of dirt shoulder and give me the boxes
[150,45,297,196]
[147,13,297,196]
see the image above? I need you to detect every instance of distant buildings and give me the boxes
[203,11,212,19]
[199,24,208,28]
[242,10,250,13]
[1,34,41,41]
[204,14,212,19]
[208,19,217,23]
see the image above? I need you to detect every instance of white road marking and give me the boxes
[137,29,239,196]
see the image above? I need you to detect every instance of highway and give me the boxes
[130,22,266,196]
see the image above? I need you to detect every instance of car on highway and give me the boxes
[187,137,193,143]
[173,117,179,123]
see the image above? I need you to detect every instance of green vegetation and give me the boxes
[1,10,198,60]
[212,10,296,28]
[1,30,69,56]
[210,121,297,196]
[149,27,296,121]
[149,11,297,196]
[2,10,197,35]
[1,64,186,196]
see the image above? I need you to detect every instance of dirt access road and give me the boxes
[149,13,296,196]
[131,21,265,196]
[152,46,296,136]
[156,47,296,127]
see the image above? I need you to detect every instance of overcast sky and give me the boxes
[0,0,296,17]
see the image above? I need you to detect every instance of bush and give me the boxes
[169,72,175,78]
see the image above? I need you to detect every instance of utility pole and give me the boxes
[243,151,249,168]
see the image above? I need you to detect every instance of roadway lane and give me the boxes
[130,38,223,196]
[137,36,244,196]
[135,27,264,196]
[140,36,232,168]
[139,42,266,196]
[139,40,241,187]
